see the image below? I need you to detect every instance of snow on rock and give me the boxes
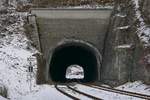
[116,25,130,30]
[67,5,113,9]
[115,44,132,49]
[0,82,7,98]
[66,64,84,79]
[0,6,71,100]
[0,10,40,99]
[116,81,150,96]
[115,13,127,18]
[145,54,150,64]
[0,96,8,100]
[132,0,150,46]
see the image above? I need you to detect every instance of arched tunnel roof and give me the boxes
[46,39,102,83]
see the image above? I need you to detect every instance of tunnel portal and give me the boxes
[49,40,101,83]
[30,9,112,84]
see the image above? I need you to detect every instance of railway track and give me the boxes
[55,83,150,100]
[55,84,102,100]
[55,85,80,100]
[84,84,150,100]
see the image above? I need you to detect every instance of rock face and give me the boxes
[0,84,7,98]
[102,0,150,86]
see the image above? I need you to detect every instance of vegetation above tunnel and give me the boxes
[32,0,114,7]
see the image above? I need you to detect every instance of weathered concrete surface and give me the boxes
[31,9,112,58]
[102,0,150,86]
[27,15,41,51]
[30,9,112,84]
[31,8,112,19]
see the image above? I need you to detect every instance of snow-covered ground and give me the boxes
[73,82,150,100]
[56,85,91,100]
[20,85,70,100]
[116,81,150,96]
[0,96,7,100]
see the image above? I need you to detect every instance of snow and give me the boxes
[20,85,70,100]
[145,54,150,64]
[0,28,38,100]
[72,84,144,100]
[116,44,132,49]
[0,96,8,100]
[116,25,130,30]
[132,0,150,46]
[68,5,113,9]
[115,13,127,18]
[0,9,71,100]
[66,65,84,79]
[116,81,150,96]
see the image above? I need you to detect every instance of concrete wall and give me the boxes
[102,0,150,86]
[30,8,112,84]
[31,9,112,58]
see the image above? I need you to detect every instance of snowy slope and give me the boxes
[0,96,7,100]
[0,9,38,99]
[0,7,71,99]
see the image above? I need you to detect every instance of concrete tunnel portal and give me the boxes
[48,40,102,83]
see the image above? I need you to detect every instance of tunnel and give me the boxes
[48,40,101,83]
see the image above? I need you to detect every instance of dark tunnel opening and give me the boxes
[49,42,100,83]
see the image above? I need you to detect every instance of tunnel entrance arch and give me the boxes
[46,39,102,83]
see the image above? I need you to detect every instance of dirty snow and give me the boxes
[116,81,150,96]
[132,0,150,46]
[72,84,145,100]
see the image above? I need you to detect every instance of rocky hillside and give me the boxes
[102,0,150,86]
